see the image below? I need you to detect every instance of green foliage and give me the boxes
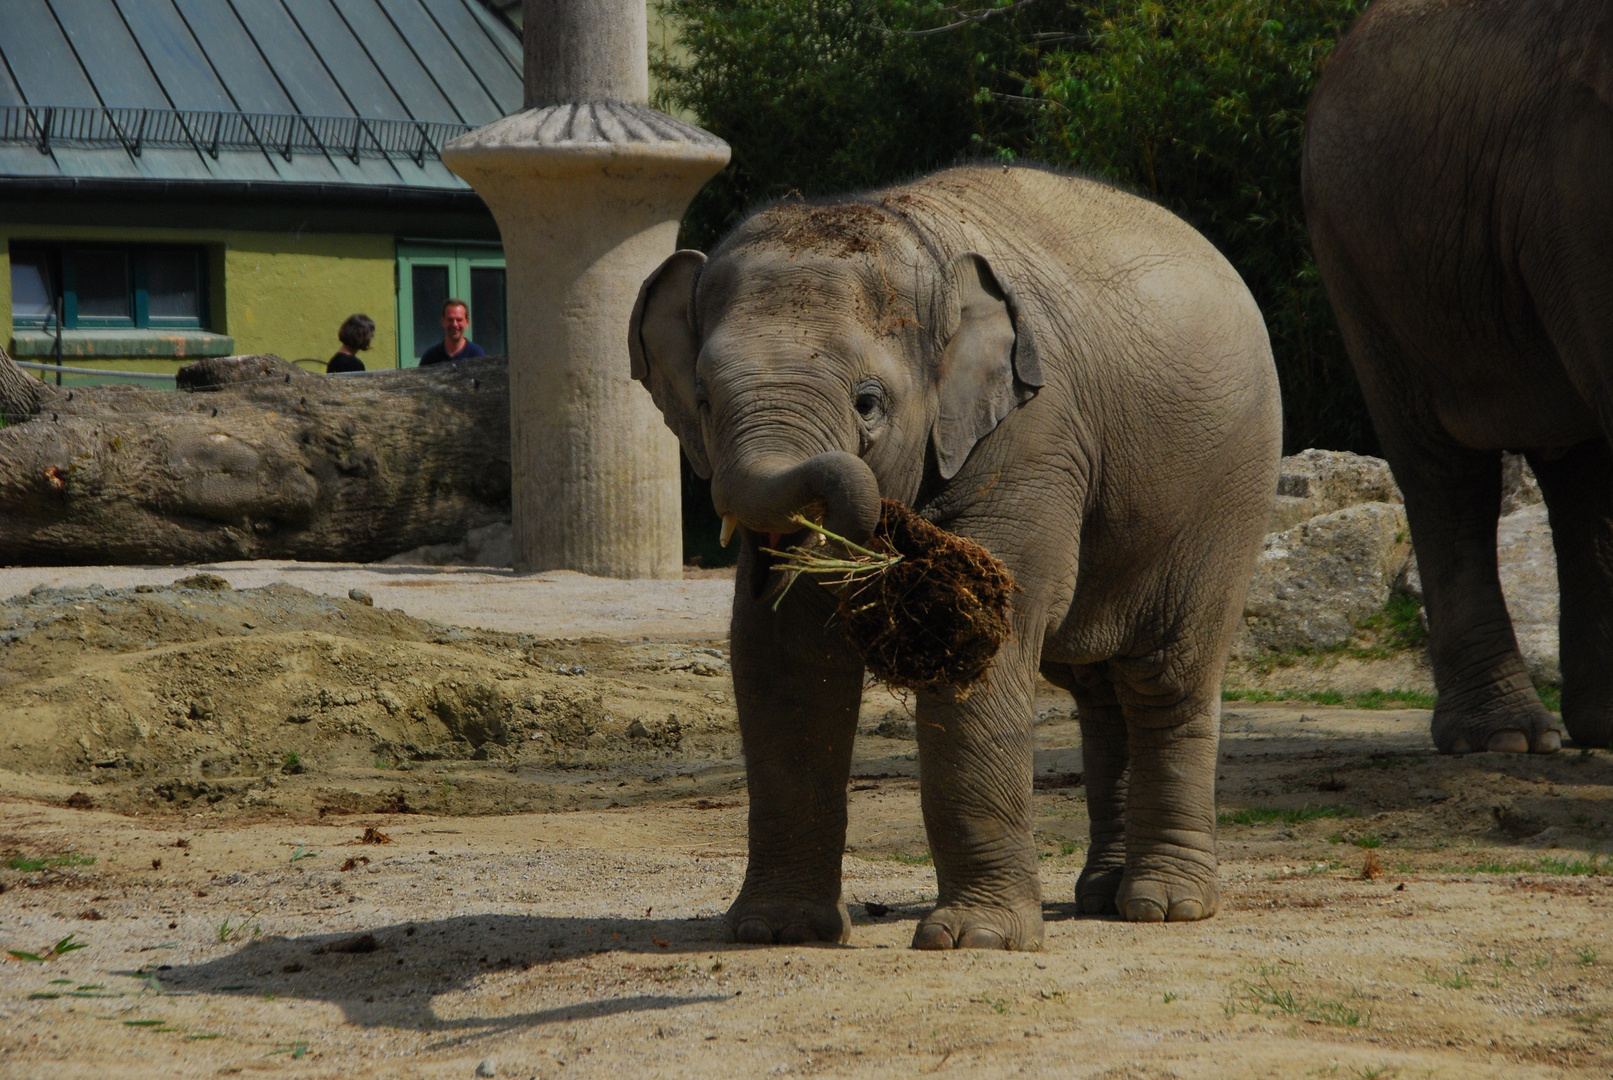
[655,0,1081,249]
[8,934,89,963]
[1029,0,1371,452]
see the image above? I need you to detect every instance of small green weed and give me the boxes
[1574,947,1598,966]
[216,909,263,943]
[290,845,317,865]
[1162,991,1178,1003]
[269,1042,309,1060]
[976,992,1010,1015]
[7,934,89,962]
[1538,685,1562,712]
[1218,805,1350,827]
[1354,1068,1399,1080]
[1355,835,1383,849]
[1059,840,1080,857]
[1310,996,1369,1027]
[1423,967,1471,990]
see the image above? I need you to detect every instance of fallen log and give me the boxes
[0,348,509,565]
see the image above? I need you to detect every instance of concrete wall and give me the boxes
[1,224,398,379]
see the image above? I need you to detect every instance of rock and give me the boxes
[385,521,514,568]
[1497,504,1559,685]
[1234,502,1412,656]
[1500,452,1544,516]
[348,588,374,606]
[1269,449,1402,532]
[475,1060,498,1078]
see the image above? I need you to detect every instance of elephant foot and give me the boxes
[1116,869,1220,923]
[911,902,1044,951]
[1434,692,1562,755]
[1074,866,1123,916]
[725,896,851,946]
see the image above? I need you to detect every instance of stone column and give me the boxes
[443,3,728,577]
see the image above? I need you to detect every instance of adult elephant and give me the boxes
[1304,0,1610,754]
[630,165,1280,949]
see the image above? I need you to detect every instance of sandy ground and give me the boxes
[0,563,734,642]
[2,567,1609,1078]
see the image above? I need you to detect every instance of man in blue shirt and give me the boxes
[419,298,488,366]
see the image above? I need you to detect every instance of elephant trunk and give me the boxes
[711,451,881,544]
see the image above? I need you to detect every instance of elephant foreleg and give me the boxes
[911,629,1043,951]
[1530,441,1613,747]
[725,567,864,945]
[1391,443,1561,753]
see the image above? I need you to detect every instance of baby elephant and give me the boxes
[630,165,1280,950]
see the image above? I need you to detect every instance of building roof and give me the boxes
[0,0,523,196]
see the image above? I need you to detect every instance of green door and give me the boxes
[396,242,507,366]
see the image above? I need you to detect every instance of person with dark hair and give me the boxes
[419,298,487,366]
[328,313,375,373]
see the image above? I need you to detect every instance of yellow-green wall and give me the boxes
[1,224,398,376]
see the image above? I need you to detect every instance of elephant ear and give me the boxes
[1576,3,1613,109]
[630,249,711,478]
[932,252,1044,480]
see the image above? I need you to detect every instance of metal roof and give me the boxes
[0,0,522,193]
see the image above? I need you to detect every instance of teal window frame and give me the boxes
[10,244,208,331]
[395,241,506,367]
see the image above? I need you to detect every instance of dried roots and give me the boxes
[766,500,1016,693]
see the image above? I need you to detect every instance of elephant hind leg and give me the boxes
[1068,672,1129,916]
[1529,441,1613,747]
[1112,688,1221,923]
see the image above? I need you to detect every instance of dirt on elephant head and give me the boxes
[769,201,890,259]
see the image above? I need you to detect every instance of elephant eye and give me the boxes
[854,382,885,421]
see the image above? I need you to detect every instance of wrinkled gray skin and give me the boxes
[630,166,1280,950]
[1303,0,1613,754]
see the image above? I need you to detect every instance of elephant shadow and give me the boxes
[146,913,740,1041]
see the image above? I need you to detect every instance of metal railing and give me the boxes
[0,105,472,166]
[14,360,175,382]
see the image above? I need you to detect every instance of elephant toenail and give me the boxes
[911,924,954,950]
[956,928,1007,950]
[1125,898,1167,923]
[1078,894,1113,916]
[734,918,774,945]
[1486,730,1530,754]
[1449,737,1472,755]
[777,923,812,945]
[1166,900,1205,921]
[1533,729,1562,754]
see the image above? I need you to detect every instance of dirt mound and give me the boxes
[0,580,736,817]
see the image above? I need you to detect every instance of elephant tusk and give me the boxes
[720,514,739,548]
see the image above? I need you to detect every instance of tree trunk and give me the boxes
[0,349,510,565]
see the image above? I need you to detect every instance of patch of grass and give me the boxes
[1472,855,1608,876]
[7,934,89,963]
[1162,991,1178,1003]
[1423,967,1471,990]
[885,851,933,866]
[1574,947,1598,966]
[1354,1068,1399,1080]
[1242,974,1368,1026]
[976,992,1010,1015]
[1218,805,1350,827]
[1354,593,1427,652]
[1060,840,1080,857]
[1355,835,1383,849]
[5,852,95,872]
[1310,996,1369,1027]
[1538,685,1562,712]
[1221,687,1436,710]
[269,1041,308,1060]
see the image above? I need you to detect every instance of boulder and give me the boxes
[1269,449,1401,532]
[1243,448,1558,684]
[1234,501,1412,656]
